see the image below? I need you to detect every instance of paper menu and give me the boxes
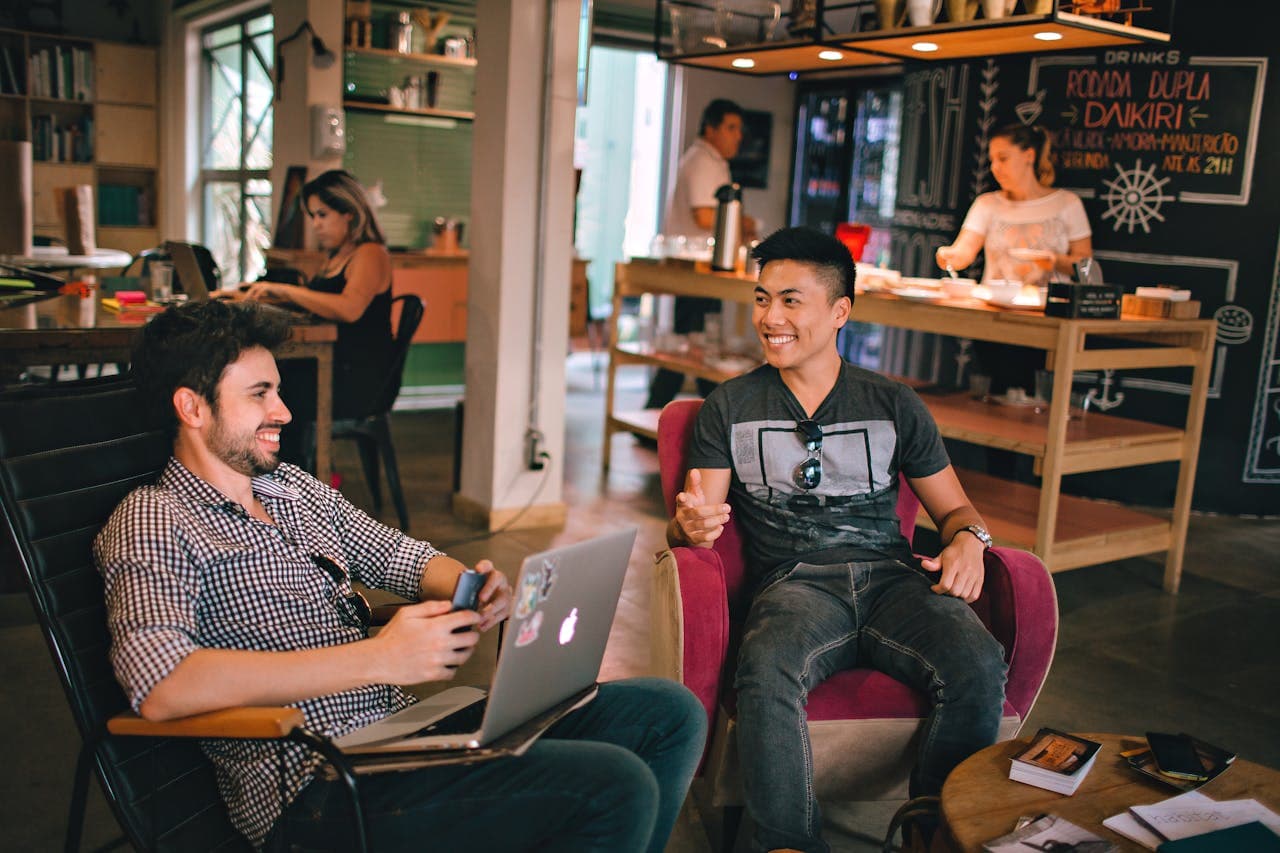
[1103,791,1213,850]
[1131,796,1280,841]
[1105,791,1280,849]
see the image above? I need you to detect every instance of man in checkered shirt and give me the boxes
[94,300,706,851]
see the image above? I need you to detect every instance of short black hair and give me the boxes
[131,300,291,431]
[699,98,744,136]
[751,226,856,304]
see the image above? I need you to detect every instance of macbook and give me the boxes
[334,527,638,754]
[165,241,217,302]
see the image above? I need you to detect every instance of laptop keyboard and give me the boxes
[409,697,488,738]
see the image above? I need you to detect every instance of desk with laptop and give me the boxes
[0,254,338,480]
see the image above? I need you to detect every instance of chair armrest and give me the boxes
[977,547,1058,719]
[652,546,731,728]
[107,706,305,739]
[371,602,410,626]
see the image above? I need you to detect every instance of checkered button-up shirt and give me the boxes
[94,459,443,846]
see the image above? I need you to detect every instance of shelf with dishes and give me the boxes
[607,260,1216,591]
[344,45,476,69]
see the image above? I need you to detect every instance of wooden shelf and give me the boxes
[608,409,661,441]
[613,342,757,386]
[343,100,474,122]
[345,45,476,69]
[918,390,1186,473]
[917,468,1171,574]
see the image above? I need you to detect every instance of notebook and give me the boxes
[334,527,638,756]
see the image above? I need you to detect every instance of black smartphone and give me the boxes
[450,570,484,613]
[1146,731,1208,781]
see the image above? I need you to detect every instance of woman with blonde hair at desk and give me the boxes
[240,169,394,467]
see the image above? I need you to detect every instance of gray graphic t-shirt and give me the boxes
[688,362,950,589]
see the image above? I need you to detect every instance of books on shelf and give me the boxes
[983,814,1117,852]
[1120,734,1236,792]
[1104,789,1280,850]
[1008,728,1102,795]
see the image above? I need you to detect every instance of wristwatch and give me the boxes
[955,524,993,549]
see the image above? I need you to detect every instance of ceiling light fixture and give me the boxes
[817,49,843,61]
[911,41,939,52]
[731,57,755,68]
[1034,31,1064,41]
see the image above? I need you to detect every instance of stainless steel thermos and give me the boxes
[711,182,742,272]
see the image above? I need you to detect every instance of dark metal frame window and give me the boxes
[200,8,274,285]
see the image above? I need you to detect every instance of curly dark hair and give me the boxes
[131,300,291,431]
[751,226,857,305]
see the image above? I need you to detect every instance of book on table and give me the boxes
[1008,728,1103,795]
[982,814,1117,852]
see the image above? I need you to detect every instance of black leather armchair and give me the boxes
[0,378,368,852]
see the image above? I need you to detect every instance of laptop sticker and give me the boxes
[538,559,558,598]
[515,610,543,647]
[515,570,541,619]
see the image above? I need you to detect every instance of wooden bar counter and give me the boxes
[606,261,1217,592]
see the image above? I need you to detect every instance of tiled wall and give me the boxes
[342,56,474,249]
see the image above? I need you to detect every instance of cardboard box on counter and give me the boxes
[1121,294,1202,319]
[1044,282,1122,319]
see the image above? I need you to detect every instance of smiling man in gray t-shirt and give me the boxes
[669,227,1008,853]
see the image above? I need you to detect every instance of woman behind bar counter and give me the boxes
[239,169,394,468]
[935,123,1092,287]
[936,124,1094,397]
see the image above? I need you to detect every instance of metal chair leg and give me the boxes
[65,741,94,853]
[290,729,369,853]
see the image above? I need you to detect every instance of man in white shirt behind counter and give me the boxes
[644,98,760,418]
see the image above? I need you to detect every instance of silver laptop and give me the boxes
[165,241,215,302]
[334,527,638,753]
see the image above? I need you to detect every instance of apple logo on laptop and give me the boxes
[559,608,578,645]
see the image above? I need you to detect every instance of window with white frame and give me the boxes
[199,8,273,284]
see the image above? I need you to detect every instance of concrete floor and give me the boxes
[2,353,1278,851]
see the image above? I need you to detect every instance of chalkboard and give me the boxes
[1027,52,1265,213]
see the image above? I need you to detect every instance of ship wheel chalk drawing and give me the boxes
[1100,159,1176,234]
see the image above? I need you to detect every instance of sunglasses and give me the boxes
[792,419,823,491]
[312,554,372,632]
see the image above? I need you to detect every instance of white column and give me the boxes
[454,0,578,529]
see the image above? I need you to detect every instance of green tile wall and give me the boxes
[343,56,474,249]
[404,342,465,387]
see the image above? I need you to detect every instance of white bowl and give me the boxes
[942,277,977,299]
[980,279,1024,303]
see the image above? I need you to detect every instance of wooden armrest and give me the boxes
[108,706,305,739]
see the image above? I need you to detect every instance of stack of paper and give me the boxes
[1104,790,1280,850]
[1008,728,1102,795]
[983,814,1116,852]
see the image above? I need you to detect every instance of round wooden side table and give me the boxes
[940,733,1280,852]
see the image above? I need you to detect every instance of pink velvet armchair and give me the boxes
[650,399,1058,829]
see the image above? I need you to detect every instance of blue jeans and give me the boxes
[267,678,706,852]
[734,560,1007,853]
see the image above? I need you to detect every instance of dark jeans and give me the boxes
[734,560,1007,853]
[267,678,706,852]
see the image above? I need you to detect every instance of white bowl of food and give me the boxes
[978,279,1023,304]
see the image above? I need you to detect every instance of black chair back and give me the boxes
[0,378,250,851]
[374,294,424,415]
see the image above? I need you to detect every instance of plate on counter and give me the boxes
[891,286,947,302]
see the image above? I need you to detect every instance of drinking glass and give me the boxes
[150,262,174,301]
